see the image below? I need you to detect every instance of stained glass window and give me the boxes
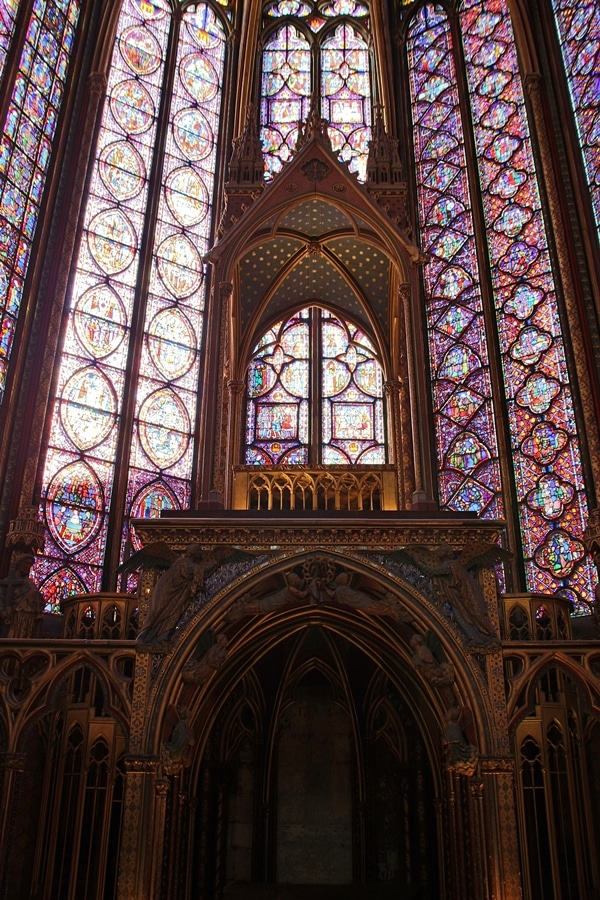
[260,1,372,181]
[551,0,600,238]
[407,5,503,518]
[245,307,386,465]
[0,0,80,404]
[461,0,594,609]
[406,0,595,609]
[37,0,227,611]
[261,24,311,179]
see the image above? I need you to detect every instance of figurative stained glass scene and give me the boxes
[261,0,371,180]
[37,0,227,610]
[245,308,385,466]
[405,0,595,609]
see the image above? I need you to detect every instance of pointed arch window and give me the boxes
[261,0,372,181]
[0,0,81,404]
[37,0,230,609]
[404,0,595,609]
[245,307,386,465]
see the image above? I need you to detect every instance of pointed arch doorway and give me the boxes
[189,615,441,899]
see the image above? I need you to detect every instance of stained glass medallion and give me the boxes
[39,0,226,602]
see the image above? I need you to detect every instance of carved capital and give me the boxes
[124,756,160,775]
[0,752,26,772]
[219,281,233,300]
[88,71,108,98]
[480,757,515,775]
[227,379,245,397]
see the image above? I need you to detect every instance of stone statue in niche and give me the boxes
[137,545,231,650]
[410,632,454,686]
[161,705,195,774]
[443,707,478,776]
[388,543,509,650]
[182,632,229,686]
[0,553,45,638]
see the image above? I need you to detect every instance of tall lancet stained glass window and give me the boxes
[261,0,371,181]
[0,0,80,404]
[405,0,595,610]
[245,308,386,465]
[37,0,228,610]
[551,0,600,239]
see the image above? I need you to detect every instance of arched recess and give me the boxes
[0,658,131,900]
[139,549,502,896]
[511,661,600,899]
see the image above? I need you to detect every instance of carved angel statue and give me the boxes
[182,632,229,686]
[410,632,454,686]
[227,571,308,621]
[0,553,45,639]
[161,706,195,774]
[325,573,411,621]
[136,544,233,649]
[386,542,510,649]
[443,707,478,776]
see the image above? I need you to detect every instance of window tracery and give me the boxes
[260,0,372,181]
[245,307,386,466]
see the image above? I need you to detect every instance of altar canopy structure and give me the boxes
[0,1,600,898]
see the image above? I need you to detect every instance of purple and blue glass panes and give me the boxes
[0,0,20,82]
[121,3,226,563]
[0,0,80,403]
[461,0,594,609]
[261,23,311,179]
[551,0,600,238]
[321,22,371,181]
[407,4,502,517]
[245,312,310,464]
[321,312,385,463]
[38,0,171,602]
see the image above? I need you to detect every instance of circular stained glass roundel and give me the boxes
[110,79,155,134]
[60,366,117,451]
[73,285,127,359]
[148,307,197,380]
[165,167,209,227]
[156,233,202,299]
[138,388,190,468]
[99,140,146,202]
[119,25,162,75]
[46,460,104,553]
[180,53,219,102]
[173,108,213,161]
[88,209,137,275]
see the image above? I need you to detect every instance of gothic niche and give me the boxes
[189,625,439,898]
